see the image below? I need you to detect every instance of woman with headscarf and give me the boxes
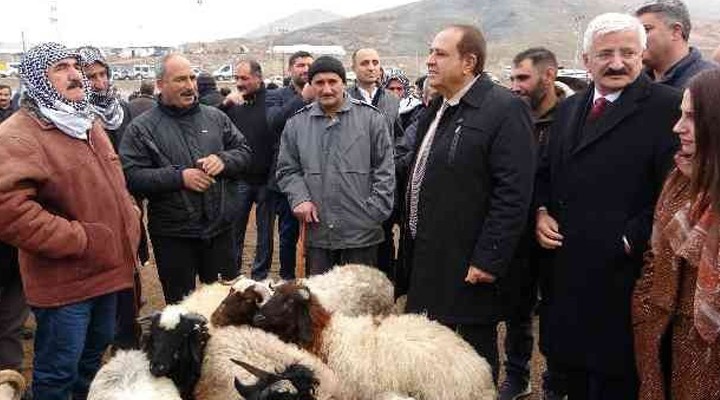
[633,68,720,400]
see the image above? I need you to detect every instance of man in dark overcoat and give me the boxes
[534,13,681,398]
[400,24,536,382]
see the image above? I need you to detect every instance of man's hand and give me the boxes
[301,83,315,102]
[293,201,320,224]
[182,168,215,192]
[223,91,244,106]
[196,154,225,177]
[536,210,564,249]
[465,265,496,284]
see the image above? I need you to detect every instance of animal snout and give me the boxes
[252,313,266,325]
[149,362,169,377]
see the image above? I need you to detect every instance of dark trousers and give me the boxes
[270,189,299,280]
[32,292,117,400]
[376,218,396,280]
[151,229,235,304]
[0,272,29,371]
[503,262,567,395]
[445,323,500,384]
[113,271,142,350]
[306,245,378,276]
[235,182,274,279]
[564,366,638,400]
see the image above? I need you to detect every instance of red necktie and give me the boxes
[588,97,610,122]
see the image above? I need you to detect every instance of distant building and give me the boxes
[114,46,175,59]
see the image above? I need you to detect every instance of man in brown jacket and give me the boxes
[0,43,141,400]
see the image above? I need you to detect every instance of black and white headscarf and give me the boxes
[20,42,94,140]
[77,46,124,130]
[383,69,421,115]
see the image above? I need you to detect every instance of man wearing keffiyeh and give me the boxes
[0,42,141,400]
[77,46,131,151]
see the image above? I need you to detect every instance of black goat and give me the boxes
[231,358,318,400]
[143,307,209,400]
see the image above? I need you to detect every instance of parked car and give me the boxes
[132,64,156,80]
[0,62,20,78]
[212,64,233,81]
[111,66,131,80]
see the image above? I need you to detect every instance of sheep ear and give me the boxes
[298,287,311,301]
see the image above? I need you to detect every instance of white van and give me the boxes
[132,64,156,80]
[213,64,233,81]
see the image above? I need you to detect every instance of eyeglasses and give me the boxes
[593,49,640,61]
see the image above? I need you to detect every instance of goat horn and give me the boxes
[0,369,27,400]
[230,358,274,381]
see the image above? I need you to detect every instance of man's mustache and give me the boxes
[180,89,195,96]
[604,69,628,77]
[67,79,83,90]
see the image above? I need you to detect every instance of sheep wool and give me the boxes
[321,313,496,400]
[194,325,349,400]
[158,305,185,331]
[177,282,235,323]
[88,350,181,400]
[303,264,394,317]
[231,277,274,305]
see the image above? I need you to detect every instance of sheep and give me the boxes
[212,283,274,327]
[175,281,235,323]
[253,283,496,400]
[301,264,394,317]
[143,306,210,400]
[194,325,348,400]
[88,350,181,400]
[212,265,393,328]
[231,358,319,400]
[0,370,26,400]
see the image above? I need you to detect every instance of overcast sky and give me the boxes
[3,0,420,47]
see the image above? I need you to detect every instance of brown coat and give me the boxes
[632,168,720,400]
[0,109,141,307]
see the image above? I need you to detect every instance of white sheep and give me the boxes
[194,325,350,400]
[302,264,394,317]
[88,350,181,400]
[177,281,233,322]
[254,284,496,400]
[0,370,26,400]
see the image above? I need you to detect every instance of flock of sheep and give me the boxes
[0,264,497,400]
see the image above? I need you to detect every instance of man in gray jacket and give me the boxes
[276,56,395,275]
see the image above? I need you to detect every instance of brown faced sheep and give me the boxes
[211,286,265,327]
[253,283,496,400]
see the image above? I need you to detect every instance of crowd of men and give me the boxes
[0,0,719,399]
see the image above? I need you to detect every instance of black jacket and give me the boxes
[0,105,17,125]
[266,86,308,191]
[221,87,274,185]
[105,101,132,152]
[535,74,681,374]
[120,101,252,239]
[401,75,536,324]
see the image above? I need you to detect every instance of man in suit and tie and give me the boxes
[534,13,681,399]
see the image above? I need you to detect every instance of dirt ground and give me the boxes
[19,210,549,399]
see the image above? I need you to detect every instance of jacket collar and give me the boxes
[569,73,651,155]
[157,96,201,118]
[309,95,352,117]
[456,73,495,109]
[643,47,704,85]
